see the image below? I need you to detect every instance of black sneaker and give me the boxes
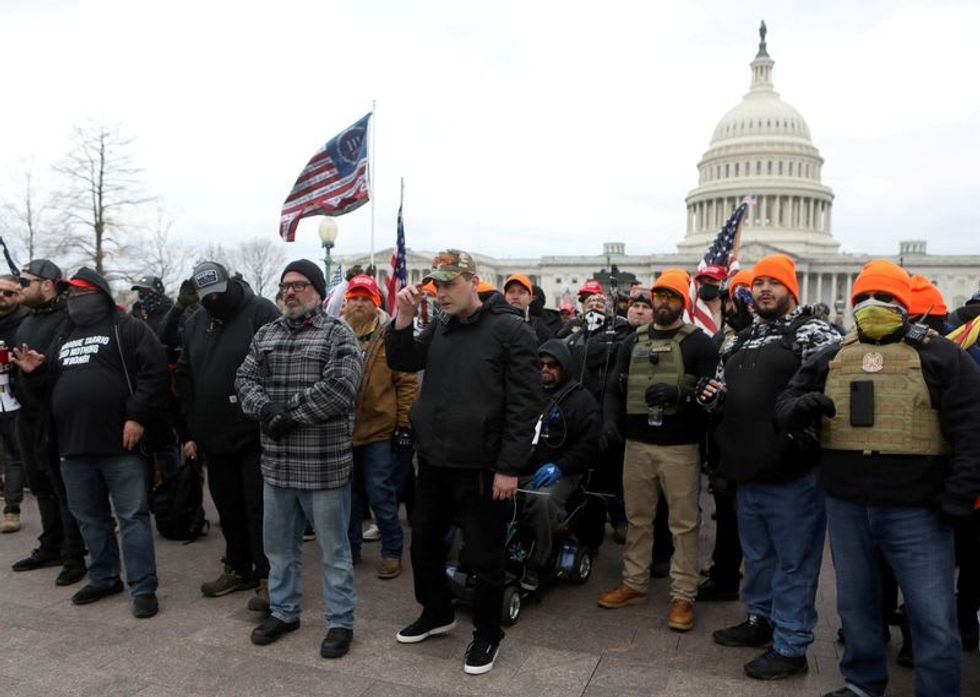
[395,613,456,644]
[463,636,500,675]
[696,576,739,602]
[250,616,300,645]
[55,563,87,587]
[132,593,159,619]
[713,615,773,647]
[12,548,61,572]
[71,579,125,606]
[320,627,353,658]
[744,647,808,680]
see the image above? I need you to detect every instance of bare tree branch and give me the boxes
[227,238,287,299]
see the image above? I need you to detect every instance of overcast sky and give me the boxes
[2,0,979,267]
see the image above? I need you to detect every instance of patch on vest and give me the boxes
[862,351,884,373]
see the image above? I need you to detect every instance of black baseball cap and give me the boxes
[20,259,62,283]
[131,275,165,295]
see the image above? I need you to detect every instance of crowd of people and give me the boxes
[0,249,978,695]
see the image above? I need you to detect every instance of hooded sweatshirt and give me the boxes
[522,339,601,476]
[49,267,171,457]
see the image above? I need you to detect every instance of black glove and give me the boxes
[794,392,836,420]
[260,403,294,441]
[645,383,679,407]
[599,421,622,451]
[176,279,198,311]
[937,498,973,526]
[392,425,413,454]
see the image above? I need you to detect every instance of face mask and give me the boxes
[67,293,110,327]
[698,284,720,302]
[201,283,242,321]
[139,292,165,315]
[584,310,605,332]
[853,298,907,341]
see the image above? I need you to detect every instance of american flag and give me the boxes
[687,198,751,333]
[279,113,372,242]
[386,201,408,318]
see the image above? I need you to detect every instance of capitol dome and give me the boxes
[678,22,839,257]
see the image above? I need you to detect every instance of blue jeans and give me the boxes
[264,482,356,629]
[348,441,403,559]
[826,495,961,697]
[61,454,158,595]
[737,468,825,657]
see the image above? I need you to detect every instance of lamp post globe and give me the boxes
[318,217,339,282]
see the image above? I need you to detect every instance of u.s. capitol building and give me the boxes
[346,24,979,316]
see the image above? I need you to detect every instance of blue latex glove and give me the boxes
[531,463,562,488]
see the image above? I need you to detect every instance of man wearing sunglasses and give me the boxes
[9,260,87,585]
[0,275,29,533]
[236,259,361,660]
[776,260,980,697]
[598,269,718,633]
[518,338,600,592]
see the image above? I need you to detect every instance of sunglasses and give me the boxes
[652,290,683,303]
[853,292,895,304]
[539,359,560,369]
[278,280,312,293]
[18,277,42,288]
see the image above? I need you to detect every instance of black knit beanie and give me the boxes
[281,259,326,299]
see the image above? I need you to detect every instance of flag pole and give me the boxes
[369,99,377,271]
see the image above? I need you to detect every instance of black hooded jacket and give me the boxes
[14,293,69,419]
[523,339,601,477]
[175,280,280,454]
[385,292,542,475]
[46,267,171,458]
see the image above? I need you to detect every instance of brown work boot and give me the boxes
[668,598,695,631]
[597,583,648,609]
[377,556,402,580]
[0,513,21,533]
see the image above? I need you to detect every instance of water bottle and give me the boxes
[648,405,663,427]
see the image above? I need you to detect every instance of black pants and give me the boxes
[17,414,85,564]
[205,442,268,579]
[411,462,509,643]
[955,511,980,643]
[708,485,742,587]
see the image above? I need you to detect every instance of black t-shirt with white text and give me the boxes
[51,316,131,457]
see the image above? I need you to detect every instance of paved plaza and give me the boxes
[0,487,977,697]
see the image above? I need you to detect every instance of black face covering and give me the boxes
[201,282,243,321]
[698,284,721,302]
[67,293,111,326]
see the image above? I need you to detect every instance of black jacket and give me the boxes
[775,332,980,511]
[0,305,29,347]
[385,293,542,475]
[524,339,600,477]
[561,315,633,402]
[132,297,182,363]
[175,282,279,455]
[13,294,69,419]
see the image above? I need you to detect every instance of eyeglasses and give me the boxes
[278,280,312,293]
[0,290,19,298]
[853,292,895,304]
[652,290,682,303]
[539,359,560,369]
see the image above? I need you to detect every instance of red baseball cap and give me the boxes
[344,274,382,307]
[578,279,604,299]
[696,264,727,282]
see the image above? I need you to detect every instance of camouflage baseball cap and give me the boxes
[422,249,477,283]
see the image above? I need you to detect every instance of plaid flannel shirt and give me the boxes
[235,312,362,489]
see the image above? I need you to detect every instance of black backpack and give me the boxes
[150,458,208,542]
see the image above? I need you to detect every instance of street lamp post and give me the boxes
[318,217,339,283]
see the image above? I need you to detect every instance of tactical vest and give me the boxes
[820,332,950,456]
[625,323,697,415]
